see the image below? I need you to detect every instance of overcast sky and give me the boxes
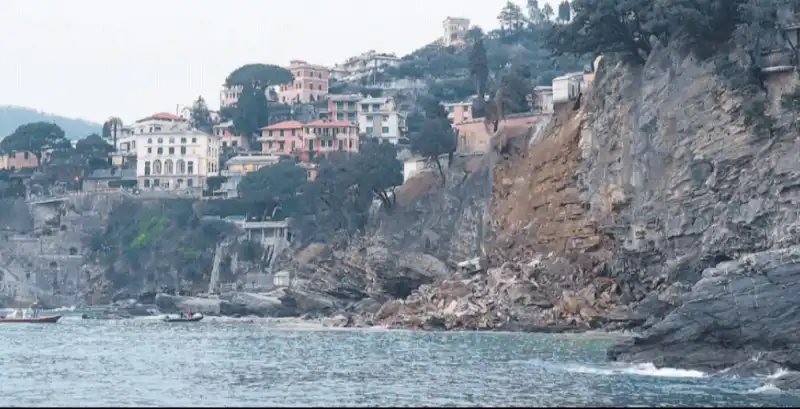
[0,0,555,124]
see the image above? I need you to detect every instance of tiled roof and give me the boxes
[136,112,183,122]
[262,120,304,130]
[305,120,354,127]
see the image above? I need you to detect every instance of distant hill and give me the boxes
[0,105,102,140]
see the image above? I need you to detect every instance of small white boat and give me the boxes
[161,313,204,323]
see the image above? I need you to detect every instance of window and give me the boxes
[267,142,273,149]
[336,101,343,109]
[177,159,185,174]
[144,161,151,176]
[187,179,193,187]
[278,142,285,151]
[366,115,373,121]
[157,147,163,155]
[153,160,162,175]
[147,147,152,154]
[279,130,284,137]
[291,129,296,136]
[318,72,322,78]
[361,104,368,111]
[372,104,380,112]
[168,147,175,155]
[187,161,194,175]
[349,140,353,149]
[168,138,175,143]
[153,179,160,187]
[180,146,186,155]
[291,141,296,150]
[191,138,197,143]
[382,127,389,134]
[165,159,174,175]
[337,113,344,120]
[232,141,238,147]
[147,138,153,144]
[318,85,322,90]
[268,130,273,137]
[157,138,163,144]
[366,127,373,135]
[307,140,313,150]
[338,141,343,151]
[180,138,186,143]
[448,106,454,112]
[23,152,29,159]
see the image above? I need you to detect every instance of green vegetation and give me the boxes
[1,122,68,166]
[189,96,214,134]
[86,199,237,290]
[409,98,456,182]
[380,1,586,98]
[220,64,295,140]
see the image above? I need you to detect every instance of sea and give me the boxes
[0,312,798,407]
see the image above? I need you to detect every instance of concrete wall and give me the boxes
[454,113,545,154]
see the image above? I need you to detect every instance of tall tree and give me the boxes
[526,0,545,24]
[76,133,114,170]
[101,117,123,151]
[542,3,555,21]
[222,64,292,140]
[1,122,67,166]
[557,1,571,22]
[409,99,457,182]
[237,160,307,218]
[221,82,270,140]
[498,1,527,33]
[225,64,294,89]
[190,96,214,133]
[355,139,403,210]
[469,36,490,101]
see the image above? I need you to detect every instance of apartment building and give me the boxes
[335,50,401,80]
[277,60,330,104]
[0,150,38,170]
[258,120,359,161]
[357,96,406,144]
[327,94,361,122]
[259,121,304,156]
[135,130,220,190]
[213,121,248,151]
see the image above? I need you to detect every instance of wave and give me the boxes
[748,383,783,394]
[565,362,706,378]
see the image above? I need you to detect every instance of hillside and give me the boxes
[0,105,102,139]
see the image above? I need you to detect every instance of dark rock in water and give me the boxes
[773,373,800,390]
[608,247,800,374]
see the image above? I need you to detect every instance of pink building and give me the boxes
[258,119,360,161]
[0,150,39,170]
[327,94,361,122]
[443,101,474,124]
[259,121,304,156]
[276,60,330,104]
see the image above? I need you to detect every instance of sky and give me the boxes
[0,0,557,124]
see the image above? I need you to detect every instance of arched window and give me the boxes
[164,159,174,175]
[153,160,162,175]
[176,159,186,174]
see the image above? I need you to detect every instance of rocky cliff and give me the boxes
[481,41,800,374]
[325,41,800,376]
[274,154,493,323]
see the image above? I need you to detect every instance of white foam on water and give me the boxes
[748,383,783,394]
[565,362,706,378]
[767,368,791,379]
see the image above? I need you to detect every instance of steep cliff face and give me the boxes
[485,41,800,373]
[279,155,492,320]
[0,194,122,307]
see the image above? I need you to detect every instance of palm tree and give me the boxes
[102,117,124,151]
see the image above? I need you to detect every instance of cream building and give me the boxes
[357,96,406,144]
[135,130,221,190]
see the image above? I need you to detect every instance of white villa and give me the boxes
[135,130,221,190]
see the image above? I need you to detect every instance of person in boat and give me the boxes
[187,310,193,319]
